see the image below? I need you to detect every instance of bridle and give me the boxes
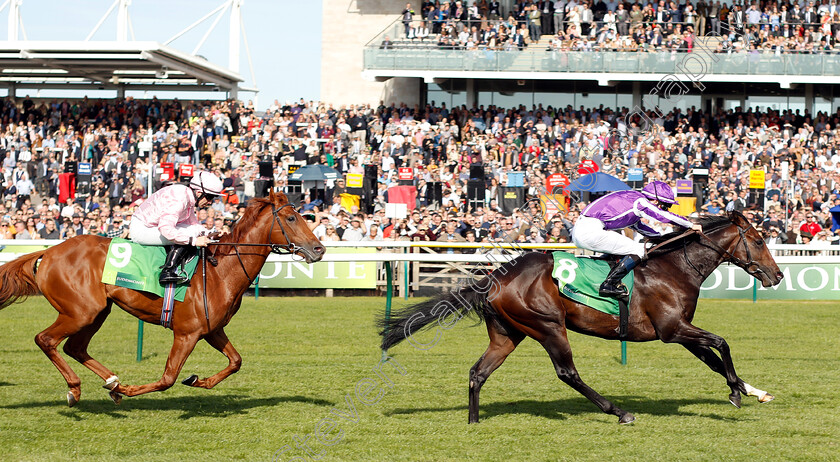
[208,202,315,286]
[685,219,769,281]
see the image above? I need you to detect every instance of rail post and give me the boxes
[382,260,393,360]
[136,320,144,362]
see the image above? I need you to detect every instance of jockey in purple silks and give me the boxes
[571,180,703,298]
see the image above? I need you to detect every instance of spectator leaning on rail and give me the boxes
[129,171,223,285]
[571,180,702,298]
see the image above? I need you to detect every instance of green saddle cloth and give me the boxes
[551,251,634,316]
[101,238,199,302]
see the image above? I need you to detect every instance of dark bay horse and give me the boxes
[0,190,324,406]
[379,212,783,424]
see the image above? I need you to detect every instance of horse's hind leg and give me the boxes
[111,333,200,397]
[63,305,123,403]
[34,315,92,407]
[541,328,635,424]
[181,328,242,389]
[469,321,524,424]
[682,344,774,406]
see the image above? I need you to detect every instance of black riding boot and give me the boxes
[159,245,191,285]
[599,255,641,298]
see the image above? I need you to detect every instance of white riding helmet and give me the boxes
[189,171,224,197]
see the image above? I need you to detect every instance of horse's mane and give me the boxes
[212,196,276,255]
[645,213,736,254]
[227,197,273,243]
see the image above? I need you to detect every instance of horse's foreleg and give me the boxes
[682,344,774,405]
[663,322,751,407]
[542,327,635,424]
[182,328,241,389]
[112,333,200,397]
[468,322,524,424]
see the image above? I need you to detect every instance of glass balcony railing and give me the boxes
[364,48,840,76]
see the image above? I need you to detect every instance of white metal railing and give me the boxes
[0,240,835,263]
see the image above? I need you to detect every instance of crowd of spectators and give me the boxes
[1,93,839,250]
[386,0,840,54]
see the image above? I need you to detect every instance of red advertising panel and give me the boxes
[546,173,570,194]
[576,159,599,175]
[178,164,195,178]
[160,162,175,181]
[398,167,413,181]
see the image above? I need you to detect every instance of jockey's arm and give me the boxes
[157,210,201,246]
[636,199,696,230]
[630,221,660,237]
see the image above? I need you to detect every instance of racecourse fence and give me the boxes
[1,239,839,300]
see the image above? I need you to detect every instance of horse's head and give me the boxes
[265,189,325,263]
[716,211,783,288]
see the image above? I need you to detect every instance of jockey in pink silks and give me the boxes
[130,171,224,284]
[571,180,703,298]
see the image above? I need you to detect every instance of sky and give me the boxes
[5,0,322,106]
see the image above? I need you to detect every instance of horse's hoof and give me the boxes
[181,374,199,386]
[759,393,775,404]
[109,390,123,405]
[103,375,120,391]
[66,391,79,407]
[729,393,742,408]
[619,412,636,425]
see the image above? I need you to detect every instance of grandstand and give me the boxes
[324,0,840,114]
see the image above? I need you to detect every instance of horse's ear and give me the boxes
[728,210,745,226]
[269,187,277,202]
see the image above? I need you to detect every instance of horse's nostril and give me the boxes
[314,246,325,255]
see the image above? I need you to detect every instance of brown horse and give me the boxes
[379,212,783,424]
[0,190,324,406]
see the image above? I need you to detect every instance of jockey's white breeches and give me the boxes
[571,216,645,258]
[129,219,204,246]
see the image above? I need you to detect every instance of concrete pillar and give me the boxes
[7,0,21,41]
[117,0,131,41]
[632,81,641,109]
[117,84,126,99]
[466,79,476,108]
[804,83,814,115]
[229,0,242,73]
[7,82,16,100]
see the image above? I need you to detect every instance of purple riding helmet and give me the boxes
[641,181,678,205]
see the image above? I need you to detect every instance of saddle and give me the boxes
[551,251,632,339]
[101,238,200,302]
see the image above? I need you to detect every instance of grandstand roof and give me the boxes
[0,41,245,93]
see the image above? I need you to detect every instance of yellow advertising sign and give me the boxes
[749,170,765,189]
[346,173,364,188]
[539,194,568,221]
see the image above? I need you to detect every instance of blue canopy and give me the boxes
[830,205,840,232]
[289,164,340,182]
[565,172,631,193]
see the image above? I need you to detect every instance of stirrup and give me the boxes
[159,269,188,285]
[599,281,628,298]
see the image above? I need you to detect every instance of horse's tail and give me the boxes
[378,282,495,350]
[0,250,44,310]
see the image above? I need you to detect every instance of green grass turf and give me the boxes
[0,296,838,461]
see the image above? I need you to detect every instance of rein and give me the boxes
[646,219,766,280]
[205,203,310,286]
[691,221,769,280]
